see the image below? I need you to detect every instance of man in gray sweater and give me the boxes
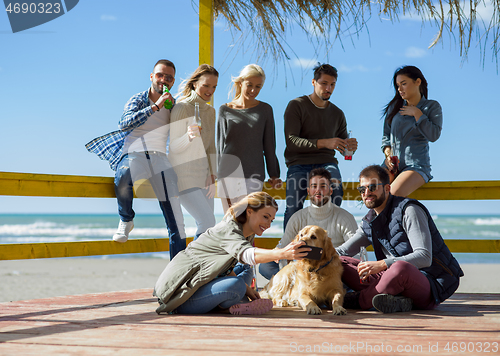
[283,63,358,230]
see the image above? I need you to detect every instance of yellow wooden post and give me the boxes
[199,0,214,66]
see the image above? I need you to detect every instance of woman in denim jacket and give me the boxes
[381,66,443,197]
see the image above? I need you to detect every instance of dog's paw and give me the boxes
[275,299,289,307]
[332,305,347,315]
[306,303,322,315]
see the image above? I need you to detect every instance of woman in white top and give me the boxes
[169,64,218,238]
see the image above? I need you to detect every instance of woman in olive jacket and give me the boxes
[154,191,308,315]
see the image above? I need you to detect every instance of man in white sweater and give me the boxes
[259,167,358,279]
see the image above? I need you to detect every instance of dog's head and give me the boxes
[294,225,337,263]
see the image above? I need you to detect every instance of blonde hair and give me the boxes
[228,64,266,101]
[177,64,219,101]
[225,192,278,225]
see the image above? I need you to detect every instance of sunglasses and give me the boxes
[357,183,383,195]
[155,73,175,82]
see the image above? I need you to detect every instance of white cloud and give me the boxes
[405,46,427,58]
[291,58,318,69]
[470,1,495,24]
[400,1,495,25]
[101,15,117,21]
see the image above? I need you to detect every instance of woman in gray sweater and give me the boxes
[217,64,281,212]
[154,192,308,315]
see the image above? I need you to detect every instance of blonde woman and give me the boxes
[217,64,281,212]
[154,192,309,315]
[168,64,218,238]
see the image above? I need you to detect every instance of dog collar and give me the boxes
[309,256,334,273]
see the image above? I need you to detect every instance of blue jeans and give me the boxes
[259,261,279,280]
[233,262,254,286]
[175,264,251,314]
[283,162,343,230]
[114,152,186,259]
[179,187,215,239]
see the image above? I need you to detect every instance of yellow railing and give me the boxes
[1,171,500,260]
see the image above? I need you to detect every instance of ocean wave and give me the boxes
[473,218,500,226]
[473,230,500,238]
[0,236,80,243]
[264,225,283,237]
[0,222,196,239]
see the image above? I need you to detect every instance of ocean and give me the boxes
[0,213,499,264]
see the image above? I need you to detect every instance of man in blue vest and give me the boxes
[336,165,463,313]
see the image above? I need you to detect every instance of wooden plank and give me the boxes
[2,172,500,200]
[0,290,498,355]
[0,172,116,198]
[0,239,187,260]
[199,0,214,66]
[1,238,499,260]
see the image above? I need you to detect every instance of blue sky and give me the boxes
[1,0,499,216]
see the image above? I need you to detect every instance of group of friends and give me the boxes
[86,59,463,316]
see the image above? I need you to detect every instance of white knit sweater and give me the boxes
[278,200,358,268]
[168,91,216,192]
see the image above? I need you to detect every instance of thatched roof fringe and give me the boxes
[207,0,499,69]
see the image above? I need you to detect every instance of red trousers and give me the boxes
[340,256,437,310]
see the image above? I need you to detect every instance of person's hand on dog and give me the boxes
[282,240,310,261]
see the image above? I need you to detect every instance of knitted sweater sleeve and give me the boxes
[284,99,318,152]
[337,210,358,243]
[206,106,217,176]
[277,212,303,269]
[335,226,370,257]
[169,103,192,154]
[262,104,280,178]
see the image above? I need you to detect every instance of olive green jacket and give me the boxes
[154,218,254,313]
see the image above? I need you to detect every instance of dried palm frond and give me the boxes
[199,0,499,70]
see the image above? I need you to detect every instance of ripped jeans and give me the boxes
[114,152,186,259]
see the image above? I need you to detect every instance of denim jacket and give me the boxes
[381,97,442,180]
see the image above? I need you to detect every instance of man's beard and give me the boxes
[153,83,164,95]
[321,93,331,101]
[311,195,329,207]
[364,191,386,209]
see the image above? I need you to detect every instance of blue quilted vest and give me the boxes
[362,195,464,305]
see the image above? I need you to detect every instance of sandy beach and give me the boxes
[1,258,499,303]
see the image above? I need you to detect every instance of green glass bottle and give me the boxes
[163,85,173,109]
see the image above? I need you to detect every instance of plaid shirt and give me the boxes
[86,89,167,171]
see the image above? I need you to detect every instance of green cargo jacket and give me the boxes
[154,218,254,313]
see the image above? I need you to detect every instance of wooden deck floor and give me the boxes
[1,290,499,355]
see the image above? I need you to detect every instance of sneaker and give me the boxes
[113,220,134,243]
[229,298,273,315]
[343,291,361,309]
[372,293,413,313]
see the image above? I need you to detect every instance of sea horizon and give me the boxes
[1,213,499,264]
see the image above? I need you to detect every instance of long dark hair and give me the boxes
[382,65,428,125]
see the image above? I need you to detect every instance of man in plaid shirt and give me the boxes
[86,59,186,259]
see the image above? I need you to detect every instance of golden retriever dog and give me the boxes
[260,225,346,315]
